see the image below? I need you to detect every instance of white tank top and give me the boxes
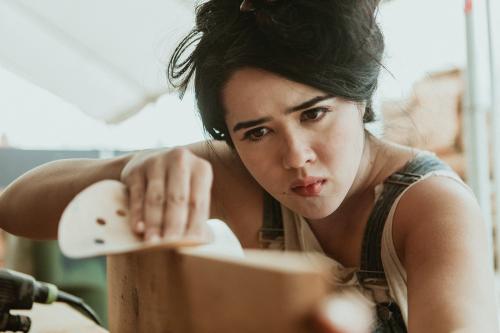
[280,160,469,326]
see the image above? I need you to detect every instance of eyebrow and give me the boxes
[232,117,273,132]
[232,94,335,132]
[286,94,335,113]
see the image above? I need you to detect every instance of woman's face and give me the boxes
[223,68,366,219]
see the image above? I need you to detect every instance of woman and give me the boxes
[0,0,498,331]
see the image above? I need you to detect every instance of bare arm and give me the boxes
[0,141,263,244]
[0,155,130,239]
[394,177,499,332]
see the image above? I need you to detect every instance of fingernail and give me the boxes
[135,221,145,233]
[146,231,160,243]
[163,234,181,243]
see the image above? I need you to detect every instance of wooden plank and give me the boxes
[183,250,329,333]
[107,250,192,333]
[107,249,329,333]
[59,180,331,333]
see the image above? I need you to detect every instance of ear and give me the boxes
[363,101,375,123]
[356,102,367,121]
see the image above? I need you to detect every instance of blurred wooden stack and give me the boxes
[382,69,466,178]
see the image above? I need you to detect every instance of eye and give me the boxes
[300,107,330,122]
[242,127,270,142]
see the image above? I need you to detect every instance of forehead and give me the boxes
[222,68,325,118]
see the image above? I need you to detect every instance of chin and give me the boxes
[277,191,343,219]
[292,200,340,220]
[301,209,334,220]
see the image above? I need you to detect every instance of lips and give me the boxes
[290,177,326,197]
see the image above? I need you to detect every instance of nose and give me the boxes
[281,134,316,170]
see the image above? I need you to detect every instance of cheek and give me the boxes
[233,142,285,195]
[234,143,273,179]
[320,117,364,178]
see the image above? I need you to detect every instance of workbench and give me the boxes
[12,303,107,333]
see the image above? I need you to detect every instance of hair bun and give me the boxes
[168,0,385,146]
[246,0,382,62]
[251,1,321,53]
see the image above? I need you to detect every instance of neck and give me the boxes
[346,132,387,199]
[309,132,387,225]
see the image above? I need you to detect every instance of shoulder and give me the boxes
[390,175,498,331]
[391,174,487,267]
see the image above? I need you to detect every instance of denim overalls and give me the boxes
[260,153,454,332]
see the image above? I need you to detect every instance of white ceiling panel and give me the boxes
[0,0,195,123]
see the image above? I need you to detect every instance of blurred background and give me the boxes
[0,0,499,328]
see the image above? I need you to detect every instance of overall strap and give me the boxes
[260,191,284,247]
[357,154,451,284]
[357,153,452,332]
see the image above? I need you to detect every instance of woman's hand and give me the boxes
[120,147,214,243]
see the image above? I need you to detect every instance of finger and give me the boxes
[185,160,213,241]
[143,160,168,241]
[162,155,191,241]
[126,174,146,235]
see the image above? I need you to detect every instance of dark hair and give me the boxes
[168,0,384,147]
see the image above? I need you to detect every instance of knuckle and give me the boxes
[122,170,139,183]
[131,193,144,206]
[146,190,165,206]
[130,199,143,211]
[189,197,208,212]
[188,198,200,210]
[143,157,155,170]
[145,158,163,175]
[166,192,187,205]
[194,160,213,184]
[128,183,144,196]
[134,190,144,200]
[170,147,191,163]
